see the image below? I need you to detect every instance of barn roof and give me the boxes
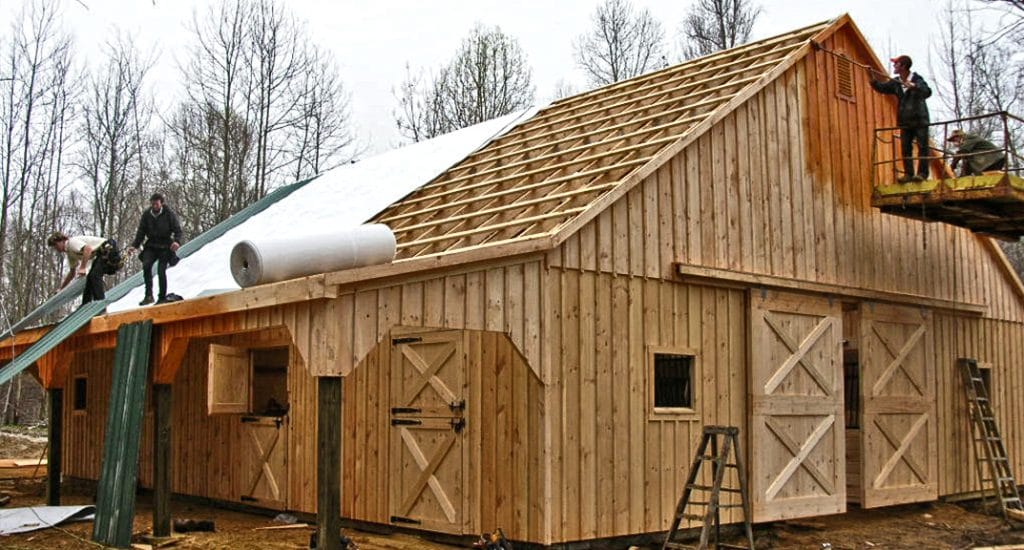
[371,18,837,261]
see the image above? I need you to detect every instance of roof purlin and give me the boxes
[548,16,848,250]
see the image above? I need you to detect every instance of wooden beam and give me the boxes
[154,337,189,385]
[676,263,988,314]
[152,384,171,538]
[90,274,333,332]
[47,388,62,506]
[316,377,343,550]
[397,208,586,251]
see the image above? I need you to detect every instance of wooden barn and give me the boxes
[3,13,1024,548]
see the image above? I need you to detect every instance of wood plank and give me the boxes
[316,377,342,550]
[676,263,987,314]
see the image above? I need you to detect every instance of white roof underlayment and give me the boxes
[108,108,538,313]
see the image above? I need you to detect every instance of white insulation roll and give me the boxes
[230,224,397,287]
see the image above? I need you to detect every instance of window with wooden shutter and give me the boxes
[836,55,855,102]
[208,344,251,414]
[73,375,88,413]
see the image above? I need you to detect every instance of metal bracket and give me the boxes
[391,418,422,426]
[390,407,421,415]
[450,418,466,433]
[390,516,421,525]
[448,399,466,413]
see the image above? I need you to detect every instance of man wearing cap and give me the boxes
[127,193,183,305]
[47,231,114,304]
[947,129,1006,177]
[870,54,933,183]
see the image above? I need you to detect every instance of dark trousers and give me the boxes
[961,156,1007,176]
[900,125,930,177]
[141,247,172,299]
[82,257,108,304]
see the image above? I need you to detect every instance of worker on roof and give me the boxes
[870,54,933,183]
[947,129,1006,177]
[47,231,120,305]
[127,192,183,306]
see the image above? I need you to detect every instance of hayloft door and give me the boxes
[389,330,468,534]
[749,291,846,521]
[859,304,937,507]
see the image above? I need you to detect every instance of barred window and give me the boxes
[654,353,695,409]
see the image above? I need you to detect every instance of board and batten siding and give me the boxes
[542,269,748,542]
[548,24,1024,324]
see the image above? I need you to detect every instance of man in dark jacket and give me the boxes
[948,128,1006,176]
[127,193,183,305]
[870,54,933,183]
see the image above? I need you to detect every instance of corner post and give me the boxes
[317,376,342,550]
[46,388,63,505]
[152,384,172,537]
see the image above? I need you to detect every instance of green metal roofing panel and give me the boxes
[0,176,317,387]
[92,320,153,548]
[0,278,85,340]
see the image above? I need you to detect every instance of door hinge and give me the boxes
[390,407,421,415]
[390,515,421,525]
[448,399,466,413]
[391,418,422,426]
[450,417,466,433]
[392,336,422,345]
[240,496,258,502]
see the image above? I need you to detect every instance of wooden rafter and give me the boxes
[369,21,831,260]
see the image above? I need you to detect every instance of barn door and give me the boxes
[389,330,467,534]
[750,291,845,521]
[859,303,937,507]
[237,415,288,509]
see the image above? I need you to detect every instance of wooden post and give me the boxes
[317,377,342,550]
[47,388,62,506]
[152,384,172,537]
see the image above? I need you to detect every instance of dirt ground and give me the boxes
[2,465,1023,549]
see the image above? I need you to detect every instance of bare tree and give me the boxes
[574,0,666,86]
[394,64,448,143]
[395,24,534,142]
[245,0,311,196]
[180,0,255,221]
[289,45,358,180]
[551,78,579,101]
[0,0,77,322]
[679,0,762,59]
[77,33,155,242]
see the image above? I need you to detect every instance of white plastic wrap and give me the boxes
[230,224,397,287]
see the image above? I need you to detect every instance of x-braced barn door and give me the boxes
[750,291,846,521]
[389,330,467,534]
[238,415,288,509]
[859,303,937,507]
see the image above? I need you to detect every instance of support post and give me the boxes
[46,388,62,506]
[316,377,342,550]
[152,384,172,537]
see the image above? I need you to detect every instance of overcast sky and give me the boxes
[1,0,1010,155]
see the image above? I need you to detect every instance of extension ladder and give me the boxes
[959,358,1023,521]
[662,426,755,550]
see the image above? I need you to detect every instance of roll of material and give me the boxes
[230,224,397,287]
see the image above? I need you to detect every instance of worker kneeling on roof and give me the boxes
[47,231,122,305]
[947,128,1006,177]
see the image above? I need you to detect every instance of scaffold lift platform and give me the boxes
[870,112,1024,240]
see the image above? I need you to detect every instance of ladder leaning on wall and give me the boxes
[959,358,1024,521]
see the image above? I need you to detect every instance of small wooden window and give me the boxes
[208,344,251,414]
[649,346,699,418]
[73,376,87,412]
[836,55,855,102]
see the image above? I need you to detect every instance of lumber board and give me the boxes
[676,263,987,314]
